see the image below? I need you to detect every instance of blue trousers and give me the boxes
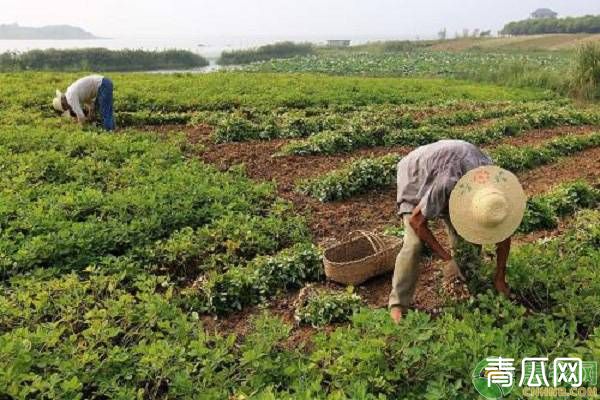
[95,78,115,131]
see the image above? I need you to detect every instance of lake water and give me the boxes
[0,35,418,57]
[0,37,252,61]
[0,35,418,72]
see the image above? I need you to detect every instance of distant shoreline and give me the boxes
[0,23,99,40]
[0,38,106,41]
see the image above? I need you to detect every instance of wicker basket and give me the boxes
[323,231,402,286]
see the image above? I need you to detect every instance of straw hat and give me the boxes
[449,165,527,245]
[52,90,65,112]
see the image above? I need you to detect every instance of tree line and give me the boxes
[218,41,314,65]
[0,48,209,72]
[501,15,600,36]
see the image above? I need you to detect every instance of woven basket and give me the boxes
[323,231,402,286]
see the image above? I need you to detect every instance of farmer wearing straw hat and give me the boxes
[52,74,115,131]
[389,139,526,323]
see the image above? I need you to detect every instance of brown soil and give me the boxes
[186,123,214,144]
[196,124,598,241]
[200,139,410,190]
[519,146,600,194]
[183,123,600,338]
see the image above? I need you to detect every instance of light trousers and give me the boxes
[388,214,462,309]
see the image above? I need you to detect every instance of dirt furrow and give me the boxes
[195,125,599,334]
[196,125,599,242]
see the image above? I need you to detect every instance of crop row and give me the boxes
[199,101,529,143]
[242,51,571,78]
[209,102,560,143]
[298,132,600,201]
[294,287,363,327]
[0,123,309,278]
[140,100,575,146]
[472,210,600,328]
[179,243,323,314]
[519,181,600,233]
[116,111,193,127]
[280,107,599,155]
[1,211,598,398]
[169,180,598,316]
[8,72,551,114]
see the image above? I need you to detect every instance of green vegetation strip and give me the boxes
[281,107,598,155]
[0,120,312,278]
[294,288,363,327]
[5,72,552,113]
[116,111,194,127]
[208,101,525,143]
[0,48,209,72]
[519,181,600,233]
[218,41,314,66]
[179,243,323,314]
[298,132,600,201]
[502,15,600,36]
[1,211,598,398]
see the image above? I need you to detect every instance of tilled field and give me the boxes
[2,72,600,399]
[192,121,600,335]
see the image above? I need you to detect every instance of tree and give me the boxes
[501,14,600,35]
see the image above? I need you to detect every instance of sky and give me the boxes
[3,0,600,40]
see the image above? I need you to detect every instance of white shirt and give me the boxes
[65,75,104,121]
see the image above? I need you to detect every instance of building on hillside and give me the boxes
[530,8,558,19]
[326,40,351,48]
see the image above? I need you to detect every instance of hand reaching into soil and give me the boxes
[443,259,465,283]
[442,259,471,301]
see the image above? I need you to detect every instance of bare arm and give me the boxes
[494,237,511,296]
[87,102,96,121]
[409,205,452,262]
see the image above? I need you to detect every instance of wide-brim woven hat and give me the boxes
[449,165,527,245]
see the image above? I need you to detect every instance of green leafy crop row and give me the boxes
[179,243,323,314]
[298,154,400,202]
[519,181,600,233]
[474,210,600,330]
[3,72,550,114]
[282,105,596,156]
[207,101,523,143]
[299,131,600,202]
[294,287,363,327]
[116,111,194,127]
[2,211,599,399]
[0,121,309,279]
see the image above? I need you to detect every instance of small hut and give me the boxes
[327,40,351,48]
[530,8,558,19]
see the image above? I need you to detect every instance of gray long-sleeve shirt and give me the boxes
[396,140,493,219]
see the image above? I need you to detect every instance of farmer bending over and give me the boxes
[52,74,115,131]
[390,140,526,323]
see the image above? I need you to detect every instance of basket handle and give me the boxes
[348,230,385,253]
